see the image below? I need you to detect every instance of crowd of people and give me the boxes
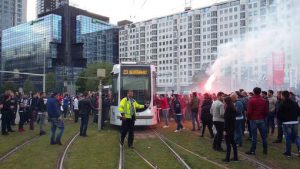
[1,87,300,162]
[0,90,112,145]
[156,87,300,161]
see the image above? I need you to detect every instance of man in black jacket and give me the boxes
[37,92,47,135]
[79,92,98,137]
[277,91,300,157]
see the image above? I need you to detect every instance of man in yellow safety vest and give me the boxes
[119,90,149,148]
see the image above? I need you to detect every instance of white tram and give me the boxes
[110,63,158,126]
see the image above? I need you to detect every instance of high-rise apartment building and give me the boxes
[119,0,297,92]
[37,0,68,16]
[0,0,27,69]
[0,0,27,30]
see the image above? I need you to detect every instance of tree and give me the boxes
[23,79,35,94]
[76,62,113,93]
[2,81,17,92]
[46,72,56,93]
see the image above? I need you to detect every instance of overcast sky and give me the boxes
[28,0,226,24]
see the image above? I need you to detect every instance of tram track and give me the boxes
[198,133,275,169]
[153,129,192,169]
[118,143,124,169]
[0,135,39,162]
[153,129,229,169]
[56,132,79,169]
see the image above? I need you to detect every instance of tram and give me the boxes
[110,63,158,126]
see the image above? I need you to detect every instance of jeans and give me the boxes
[175,115,183,130]
[225,133,238,160]
[80,114,89,136]
[162,109,169,126]
[121,118,135,147]
[266,112,275,134]
[249,120,268,153]
[213,121,224,150]
[191,109,200,130]
[37,112,46,132]
[282,124,300,156]
[50,118,64,144]
[235,119,243,146]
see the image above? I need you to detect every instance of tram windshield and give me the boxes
[121,75,151,105]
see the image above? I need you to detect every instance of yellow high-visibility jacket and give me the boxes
[118,97,144,119]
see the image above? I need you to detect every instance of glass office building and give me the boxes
[1,7,119,92]
[1,14,62,88]
[76,15,114,43]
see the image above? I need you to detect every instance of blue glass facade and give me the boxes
[76,15,114,43]
[1,14,62,88]
[1,5,118,92]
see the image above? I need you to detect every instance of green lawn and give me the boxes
[65,123,120,169]
[131,138,183,169]
[0,120,79,169]
[171,121,300,169]
[0,124,38,156]
[156,122,265,169]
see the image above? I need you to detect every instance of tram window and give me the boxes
[121,76,151,105]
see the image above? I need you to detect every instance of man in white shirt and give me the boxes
[73,96,79,123]
[210,92,225,151]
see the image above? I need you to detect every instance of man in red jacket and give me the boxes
[157,94,169,128]
[246,87,268,155]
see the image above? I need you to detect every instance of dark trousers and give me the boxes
[80,114,89,136]
[266,112,275,134]
[74,109,79,123]
[201,119,214,138]
[247,119,252,138]
[10,111,16,125]
[175,115,183,130]
[63,108,68,118]
[213,121,224,150]
[191,109,200,130]
[121,118,135,147]
[18,111,26,129]
[225,133,238,160]
[1,113,11,134]
[29,111,36,130]
[277,119,283,141]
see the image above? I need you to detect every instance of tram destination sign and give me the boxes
[121,67,149,76]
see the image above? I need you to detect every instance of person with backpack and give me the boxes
[190,92,201,131]
[200,93,214,138]
[174,94,183,132]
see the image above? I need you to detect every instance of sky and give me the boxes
[27,0,227,24]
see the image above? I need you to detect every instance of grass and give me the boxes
[0,124,38,156]
[166,121,300,169]
[65,123,120,169]
[132,138,183,169]
[0,119,79,169]
[156,122,263,169]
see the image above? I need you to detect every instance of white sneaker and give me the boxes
[174,130,180,132]
[182,127,186,130]
[163,125,169,128]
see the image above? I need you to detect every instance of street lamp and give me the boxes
[43,37,46,93]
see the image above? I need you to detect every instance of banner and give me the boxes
[272,52,285,86]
